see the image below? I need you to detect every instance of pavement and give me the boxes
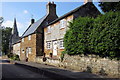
[14,60,106,80]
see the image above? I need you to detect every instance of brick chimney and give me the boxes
[46,1,57,15]
[84,0,92,4]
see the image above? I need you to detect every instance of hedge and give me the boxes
[64,11,120,59]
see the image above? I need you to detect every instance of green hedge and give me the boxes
[64,11,120,59]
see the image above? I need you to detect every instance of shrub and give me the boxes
[90,11,120,58]
[60,51,66,61]
[64,11,120,59]
[64,17,94,55]
[7,53,20,61]
[14,55,20,61]
[7,53,13,58]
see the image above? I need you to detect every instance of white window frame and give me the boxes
[22,38,24,42]
[60,19,66,29]
[28,35,31,40]
[59,40,64,49]
[47,26,51,33]
[26,47,29,54]
[29,47,32,54]
[46,41,51,49]
[17,43,20,47]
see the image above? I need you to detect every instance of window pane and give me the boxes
[59,40,64,49]
[46,42,51,49]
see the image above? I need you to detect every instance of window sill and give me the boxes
[59,48,65,50]
[46,32,51,34]
[60,27,65,30]
[47,48,51,50]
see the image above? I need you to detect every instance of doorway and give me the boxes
[53,41,58,56]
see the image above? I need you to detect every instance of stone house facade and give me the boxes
[13,40,21,57]
[20,2,58,62]
[44,2,100,59]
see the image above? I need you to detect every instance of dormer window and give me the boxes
[47,26,51,33]
[28,35,31,40]
[22,38,24,42]
[60,19,66,29]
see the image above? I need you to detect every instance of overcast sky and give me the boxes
[2,2,102,36]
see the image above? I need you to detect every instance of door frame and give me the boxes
[52,40,58,56]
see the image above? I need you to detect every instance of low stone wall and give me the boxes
[36,57,60,66]
[35,54,120,78]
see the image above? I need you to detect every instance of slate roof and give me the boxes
[12,39,21,45]
[22,2,100,38]
[48,2,100,25]
[22,15,48,38]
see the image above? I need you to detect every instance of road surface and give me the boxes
[0,59,53,80]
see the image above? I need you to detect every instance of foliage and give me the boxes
[7,53,20,61]
[13,55,20,61]
[90,11,120,58]
[0,17,4,26]
[7,53,14,58]
[64,17,94,55]
[0,17,4,54]
[2,27,12,54]
[64,11,120,59]
[99,2,120,12]
[60,51,66,61]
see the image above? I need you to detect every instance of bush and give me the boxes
[14,55,20,61]
[90,11,120,58]
[7,53,20,61]
[64,11,120,59]
[60,51,66,61]
[64,17,94,55]
[7,53,14,58]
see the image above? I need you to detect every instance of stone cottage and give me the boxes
[44,2,100,59]
[20,2,58,62]
[13,40,21,57]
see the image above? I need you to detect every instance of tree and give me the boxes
[0,17,4,55]
[99,2,120,12]
[2,27,12,55]
[0,17,4,26]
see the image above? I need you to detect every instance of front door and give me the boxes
[53,41,58,56]
[26,48,29,58]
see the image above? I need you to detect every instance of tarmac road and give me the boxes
[0,59,53,80]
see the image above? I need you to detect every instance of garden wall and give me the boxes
[35,54,120,78]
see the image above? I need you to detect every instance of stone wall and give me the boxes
[13,42,20,57]
[35,54,120,78]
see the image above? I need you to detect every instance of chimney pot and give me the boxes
[46,1,57,15]
[52,1,54,4]
[84,0,92,4]
[31,19,35,24]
